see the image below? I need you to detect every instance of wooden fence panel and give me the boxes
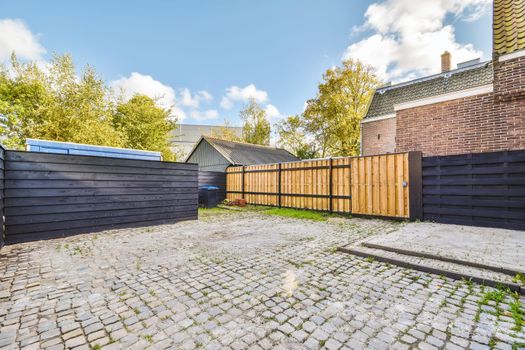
[4,151,198,244]
[350,153,410,218]
[199,171,226,202]
[225,152,419,218]
[422,150,525,230]
[0,146,4,248]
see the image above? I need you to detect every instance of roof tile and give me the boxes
[494,0,525,55]
[365,62,493,118]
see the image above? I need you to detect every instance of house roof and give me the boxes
[494,0,525,56]
[364,61,493,119]
[186,136,299,165]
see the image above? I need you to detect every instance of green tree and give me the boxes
[302,59,380,157]
[40,55,124,147]
[113,95,177,160]
[0,53,124,149]
[210,119,242,142]
[276,115,319,159]
[0,54,51,149]
[240,99,270,145]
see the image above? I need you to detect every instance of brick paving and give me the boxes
[0,208,524,350]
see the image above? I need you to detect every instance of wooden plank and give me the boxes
[5,179,196,189]
[366,157,373,214]
[379,155,387,215]
[386,155,395,216]
[351,158,358,214]
[5,199,196,217]
[5,193,198,207]
[5,170,196,182]
[6,204,197,225]
[372,156,380,215]
[7,207,198,235]
[5,186,197,198]
[6,216,197,244]
[6,150,197,170]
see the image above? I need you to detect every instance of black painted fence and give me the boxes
[198,171,226,202]
[0,146,4,248]
[422,150,525,230]
[3,151,198,244]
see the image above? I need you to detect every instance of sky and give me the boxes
[0,0,492,127]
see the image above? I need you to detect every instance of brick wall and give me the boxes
[395,54,525,156]
[395,92,510,156]
[494,55,525,150]
[361,117,396,155]
[362,54,525,156]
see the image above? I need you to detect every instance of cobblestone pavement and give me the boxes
[0,208,524,350]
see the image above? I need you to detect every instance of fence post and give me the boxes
[278,163,282,208]
[329,158,333,213]
[241,166,245,200]
[408,151,423,221]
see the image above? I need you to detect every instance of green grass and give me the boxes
[262,207,337,221]
[142,335,153,343]
[198,207,231,217]
[510,298,524,331]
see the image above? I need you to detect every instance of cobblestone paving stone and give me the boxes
[0,209,524,350]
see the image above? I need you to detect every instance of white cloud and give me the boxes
[220,96,234,110]
[110,72,186,120]
[343,0,491,81]
[220,84,268,110]
[264,104,284,121]
[198,90,213,103]
[179,88,213,109]
[190,109,220,121]
[0,18,46,62]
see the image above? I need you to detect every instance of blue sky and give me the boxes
[0,0,492,127]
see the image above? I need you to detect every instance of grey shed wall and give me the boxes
[186,139,231,172]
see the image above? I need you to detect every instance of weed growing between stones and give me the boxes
[513,273,525,286]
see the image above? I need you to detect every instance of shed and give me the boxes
[185,136,299,171]
[25,139,162,161]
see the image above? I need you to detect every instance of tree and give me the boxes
[0,53,124,149]
[40,55,124,147]
[211,119,242,142]
[113,95,177,161]
[302,59,380,157]
[240,99,270,145]
[0,53,53,149]
[276,115,319,159]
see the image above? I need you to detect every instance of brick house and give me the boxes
[360,0,525,156]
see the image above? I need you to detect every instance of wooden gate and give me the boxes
[226,152,422,219]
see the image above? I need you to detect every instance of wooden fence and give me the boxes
[422,149,525,230]
[3,151,198,244]
[0,146,4,248]
[198,171,227,202]
[226,152,422,219]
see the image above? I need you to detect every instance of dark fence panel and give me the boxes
[0,146,4,248]
[422,150,525,230]
[198,171,226,202]
[4,151,198,244]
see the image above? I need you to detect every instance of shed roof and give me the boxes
[186,137,299,165]
[365,61,493,119]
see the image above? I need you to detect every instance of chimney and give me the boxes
[441,51,451,72]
